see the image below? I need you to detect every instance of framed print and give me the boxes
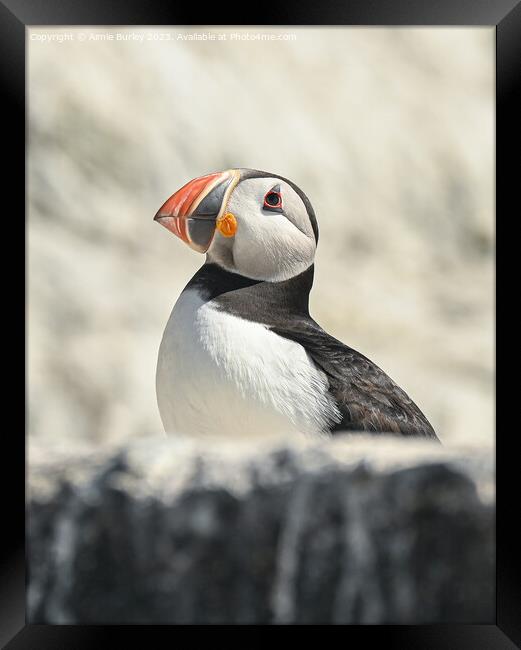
[1,0,519,646]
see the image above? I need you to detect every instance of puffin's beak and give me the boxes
[154,169,240,253]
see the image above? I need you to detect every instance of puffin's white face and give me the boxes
[154,169,318,282]
[209,176,316,281]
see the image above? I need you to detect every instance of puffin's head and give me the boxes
[154,169,318,282]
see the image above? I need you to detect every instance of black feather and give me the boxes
[186,262,439,441]
[271,319,439,440]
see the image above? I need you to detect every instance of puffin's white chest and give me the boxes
[156,290,339,438]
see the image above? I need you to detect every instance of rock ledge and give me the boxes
[28,435,494,624]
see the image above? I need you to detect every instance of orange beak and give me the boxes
[154,169,239,253]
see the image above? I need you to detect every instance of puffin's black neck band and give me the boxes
[183,262,314,325]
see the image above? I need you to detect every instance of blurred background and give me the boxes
[28,27,494,451]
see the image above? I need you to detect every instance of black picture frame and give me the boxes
[2,0,517,646]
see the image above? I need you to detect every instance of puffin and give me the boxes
[154,168,438,441]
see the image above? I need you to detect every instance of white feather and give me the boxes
[156,290,341,438]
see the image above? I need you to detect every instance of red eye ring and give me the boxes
[263,190,282,209]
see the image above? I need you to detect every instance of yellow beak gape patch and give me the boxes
[216,212,237,238]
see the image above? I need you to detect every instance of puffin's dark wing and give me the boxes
[271,320,439,440]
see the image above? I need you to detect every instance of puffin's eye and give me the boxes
[263,190,282,210]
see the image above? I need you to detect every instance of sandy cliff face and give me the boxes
[28,28,494,447]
